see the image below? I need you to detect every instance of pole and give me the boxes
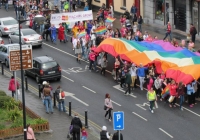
[25,76,28,90]
[69,101,71,116]
[14,71,18,100]
[38,84,41,98]
[118,131,121,140]
[85,110,88,128]
[19,18,27,140]
[1,62,4,75]
[53,92,56,107]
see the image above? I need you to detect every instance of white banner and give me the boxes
[50,10,93,28]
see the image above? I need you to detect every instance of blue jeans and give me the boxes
[5,3,8,11]
[149,101,155,110]
[179,95,184,109]
[163,32,172,41]
[81,136,87,140]
[44,96,53,113]
[58,99,66,112]
[40,24,44,34]
[24,12,27,20]
[65,33,68,41]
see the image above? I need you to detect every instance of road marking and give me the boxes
[132,112,147,121]
[175,103,200,117]
[62,75,74,82]
[159,128,173,138]
[135,102,150,111]
[113,85,137,98]
[136,104,147,110]
[111,100,121,106]
[82,86,96,93]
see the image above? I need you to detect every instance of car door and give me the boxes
[11,31,20,43]
[0,21,2,33]
[0,46,4,61]
[27,59,36,77]
[2,47,8,62]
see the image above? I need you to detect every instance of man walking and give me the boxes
[71,114,82,140]
[190,24,197,43]
[137,63,148,90]
[124,70,132,95]
[163,22,172,41]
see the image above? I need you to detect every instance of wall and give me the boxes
[114,0,134,14]
[143,0,155,24]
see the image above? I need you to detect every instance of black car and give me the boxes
[25,56,61,83]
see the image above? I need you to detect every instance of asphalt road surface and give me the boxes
[1,7,200,140]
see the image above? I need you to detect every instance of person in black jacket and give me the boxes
[42,19,51,41]
[71,114,82,140]
[100,126,110,140]
[112,131,123,140]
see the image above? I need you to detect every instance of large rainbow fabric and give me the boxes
[95,26,107,35]
[94,38,200,84]
[78,31,86,38]
[105,17,116,23]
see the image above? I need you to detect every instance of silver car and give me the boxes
[8,28,43,47]
[0,37,4,45]
[0,17,19,37]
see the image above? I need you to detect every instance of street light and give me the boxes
[18,17,28,140]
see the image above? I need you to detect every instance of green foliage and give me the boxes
[30,118,47,125]
[7,108,22,122]
[0,90,6,96]
[4,98,20,111]
[0,96,12,108]
[0,124,6,130]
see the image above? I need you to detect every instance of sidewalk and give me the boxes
[0,74,99,140]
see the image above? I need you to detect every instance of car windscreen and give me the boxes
[3,19,18,25]
[42,61,58,70]
[22,30,37,36]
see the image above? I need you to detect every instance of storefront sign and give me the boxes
[50,10,93,28]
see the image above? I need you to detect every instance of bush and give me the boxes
[4,98,20,111]
[0,96,12,107]
[7,108,22,122]
[0,90,6,96]
[0,124,6,130]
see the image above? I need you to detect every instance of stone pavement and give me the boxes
[0,74,99,140]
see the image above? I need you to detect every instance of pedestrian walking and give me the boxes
[100,126,111,140]
[8,76,20,98]
[81,127,88,140]
[190,24,197,43]
[124,70,132,95]
[163,22,172,41]
[137,15,143,32]
[112,131,123,140]
[3,0,8,11]
[137,63,148,90]
[58,23,65,43]
[71,113,82,140]
[43,83,53,114]
[27,124,36,140]
[100,56,108,76]
[55,86,66,112]
[75,41,82,64]
[169,80,177,108]
[48,24,57,44]
[104,93,113,122]
[177,81,185,111]
[147,87,157,113]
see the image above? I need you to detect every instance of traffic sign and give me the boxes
[113,112,124,130]
[9,45,33,71]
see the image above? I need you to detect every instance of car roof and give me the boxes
[21,28,35,32]
[1,43,19,48]
[0,17,16,21]
[34,56,55,63]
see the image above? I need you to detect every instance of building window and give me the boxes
[123,0,126,7]
[155,0,165,21]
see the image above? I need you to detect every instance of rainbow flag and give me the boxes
[105,17,116,23]
[95,26,107,35]
[78,30,86,38]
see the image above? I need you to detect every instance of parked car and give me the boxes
[24,56,62,83]
[0,37,4,45]
[0,44,19,67]
[8,28,43,47]
[0,17,19,37]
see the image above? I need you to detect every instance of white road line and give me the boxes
[111,100,121,106]
[175,103,200,117]
[71,96,89,106]
[82,86,96,93]
[159,128,173,138]
[113,85,137,98]
[132,112,148,121]
[135,104,147,110]
[62,75,74,82]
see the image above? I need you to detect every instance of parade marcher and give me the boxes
[187,82,194,108]
[71,114,82,140]
[163,22,172,41]
[43,83,53,114]
[100,126,111,140]
[190,24,197,43]
[58,23,65,43]
[114,58,120,80]
[49,24,57,44]
[104,93,113,122]
[112,131,123,140]
[147,75,154,91]
[100,56,108,76]
[63,22,69,42]
[177,81,185,111]
[89,50,98,72]
[8,76,20,98]
[137,63,148,90]
[147,87,157,113]
[55,86,66,112]
[120,67,126,88]
[75,41,82,64]
[124,70,132,95]
[192,80,197,106]
[42,19,51,40]
[169,80,177,108]
[154,76,162,99]
[27,124,36,140]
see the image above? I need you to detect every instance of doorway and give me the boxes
[174,0,186,31]
[193,8,198,34]
[135,0,140,16]
[106,0,113,8]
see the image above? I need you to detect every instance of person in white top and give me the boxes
[104,93,113,122]
[72,37,78,50]
[143,31,149,40]
[154,76,163,100]
[130,64,137,90]
[90,28,96,46]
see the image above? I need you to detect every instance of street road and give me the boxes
[1,7,200,140]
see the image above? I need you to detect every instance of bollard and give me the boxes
[53,92,56,107]
[25,76,28,90]
[1,62,4,75]
[85,110,88,128]
[69,102,71,116]
[38,84,41,98]
[13,71,14,76]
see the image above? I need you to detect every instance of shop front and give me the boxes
[192,0,199,34]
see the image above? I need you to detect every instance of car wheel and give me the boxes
[57,77,61,81]
[8,37,12,44]
[5,60,9,68]
[35,76,41,83]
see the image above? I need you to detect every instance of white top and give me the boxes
[130,67,137,76]
[143,34,149,40]
[72,38,78,48]
[105,98,113,111]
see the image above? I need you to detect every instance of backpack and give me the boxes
[61,91,65,98]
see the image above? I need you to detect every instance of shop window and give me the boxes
[122,0,126,7]
[155,0,165,21]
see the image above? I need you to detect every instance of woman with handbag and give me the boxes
[169,80,177,108]
[104,93,113,122]
[27,124,36,140]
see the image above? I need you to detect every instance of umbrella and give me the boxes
[33,15,45,23]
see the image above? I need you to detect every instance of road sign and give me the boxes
[113,112,124,130]
[9,45,33,71]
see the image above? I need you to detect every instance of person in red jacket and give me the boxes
[163,22,172,41]
[8,76,20,98]
[58,23,65,43]
[169,80,177,108]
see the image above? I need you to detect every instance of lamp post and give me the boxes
[18,18,28,140]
